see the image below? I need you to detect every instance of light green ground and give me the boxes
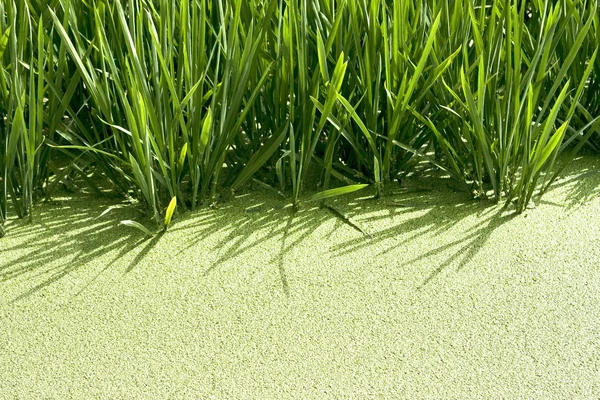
[1,156,600,399]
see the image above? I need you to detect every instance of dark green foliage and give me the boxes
[1,0,599,232]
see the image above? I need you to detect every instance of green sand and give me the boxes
[1,156,600,399]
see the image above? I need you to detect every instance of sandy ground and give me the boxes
[1,156,600,399]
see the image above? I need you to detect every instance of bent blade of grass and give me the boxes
[307,184,369,203]
[120,220,154,237]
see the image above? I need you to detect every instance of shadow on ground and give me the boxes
[0,196,148,302]
[1,154,598,303]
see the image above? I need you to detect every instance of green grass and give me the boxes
[1,155,600,398]
[2,0,600,234]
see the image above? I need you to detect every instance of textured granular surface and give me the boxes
[1,156,599,399]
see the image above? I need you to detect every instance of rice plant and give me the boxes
[424,0,597,212]
[2,0,600,237]
[1,1,47,227]
[49,0,282,225]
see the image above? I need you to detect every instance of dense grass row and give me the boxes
[1,0,599,235]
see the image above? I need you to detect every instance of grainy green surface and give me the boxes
[1,156,600,399]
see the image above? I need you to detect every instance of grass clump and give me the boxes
[1,0,600,233]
